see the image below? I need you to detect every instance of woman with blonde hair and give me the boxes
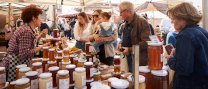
[166,2,208,89]
[74,12,91,51]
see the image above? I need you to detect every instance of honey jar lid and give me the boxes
[15,78,30,85]
[49,48,55,51]
[91,84,110,89]
[108,77,119,82]
[43,46,49,49]
[58,70,69,75]
[32,62,42,66]
[42,58,49,61]
[148,42,163,46]
[48,61,57,64]
[32,58,42,61]
[63,48,68,50]
[151,70,168,76]
[16,64,27,69]
[75,67,86,72]
[62,61,71,65]
[55,57,63,59]
[19,67,31,72]
[139,66,150,73]
[0,67,5,71]
[63,55,69,57]
[111,79,129,88]
[57,50,63,53]
[114,55,120,59]
[39,73,52,78]
[25,71,38,76]
[84,62,93,66]
[48,66,59,71]
[66,64,76,69]
[139,75,145,83]
[10,81,16,85]
[90,81,102,87]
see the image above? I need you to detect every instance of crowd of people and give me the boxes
[0,1,208,89]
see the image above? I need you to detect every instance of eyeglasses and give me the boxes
[92,15,99,18]
[120,9,127,14]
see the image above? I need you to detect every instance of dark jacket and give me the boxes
[129,13,150,65]
[168,25,208,89]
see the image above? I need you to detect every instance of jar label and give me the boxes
[0,73,6,84]
[82,76,86,86]
[37,68,43,74]
[59,78,69,89]
[46,81,53,89]
[90,68,94,77]
[31,79,39,89]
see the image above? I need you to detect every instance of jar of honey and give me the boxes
[19,67,31,78]
[66,64,76,86]
[32,62,42,74]
[39,73,53,89]
[139,66,152,89]
[25,71,38,89]
[85,42,91,55]
[15,78,30,89]
[48,61,57,68]
[114,55,120,65]
[148,42,163,70]
[151,70,168,89]
[69,54,76,64]
[43,46,49,59]
[48,66,59,88]
[74,67,86,89]
[49,48,56,62]
[55,57,62,67]
[63,48,69,56]
[63,55,70,62]
[57,50,63,58]
[16,64,27,79]
[73,57,79,66]
[93,71,101,81]
[0,67,6,88]
[32,58,42,63]
[84,62,93,81]
[61,62,71,70]
[57,70,69,89]
[42,58,49,72]
[114,65,121,74]
[77,59,86,67]
[9,81,16,89]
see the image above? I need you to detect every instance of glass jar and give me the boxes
[74,67,86,89]
[57,50,63,58]
[151,70,168,89]
[43,46,49,59]
[42,58,49,72]
[84,62,93,81]
[48,66,59,88]
[48,61,57,69]
[93,71,101,81]
[147,42,163,70]
[25,71,38,89]
[66,64,76,85]
[19,67,31,78]
[16,64,27,79]
[15,78,30,89]
[57,70,69,89]
[63,48,69,56]
[61,62,71,70]
[0,67,6,88]
[39,73,53,89]
[114,55,120,65]
[73,57,79,66]
[69,54,76,64]
[77,59,86,67]
[85,42,91,55]
[32,62,43,74]
[63,55,70,62]
[49,48,56,62]
[53,29,58,38]
[9,81,16,89]
[55,57,62,67]
[114,65,121,74]
[111,79,129,89]
[32,58,42,63]
[139,66,152,89]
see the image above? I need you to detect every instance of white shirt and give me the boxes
[74,21,91,41]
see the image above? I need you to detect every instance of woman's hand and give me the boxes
[165,49,175,59]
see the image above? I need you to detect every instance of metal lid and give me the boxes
[19,67,31,72]
[75,67,86,72]
[48,66,59,71]
[39,73,52,78]
[15,78,30,85]
[32,62,42,66]
[25,71,38,77]
[58,70,69,75]
[16,64,27,69]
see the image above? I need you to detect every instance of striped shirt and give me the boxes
[7,24,36,60]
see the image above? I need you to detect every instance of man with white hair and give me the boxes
[119,1,150,72]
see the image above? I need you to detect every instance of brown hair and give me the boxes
[77,12,89,35]
[167,2,202,25]
[21,5,43,23]
[100,12,112,20]
[92,9,102,24]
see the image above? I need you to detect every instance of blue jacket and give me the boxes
[168,25,208,89]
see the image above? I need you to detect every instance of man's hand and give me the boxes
[122,47,129,55]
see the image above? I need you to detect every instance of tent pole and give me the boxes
[202,0,208,30]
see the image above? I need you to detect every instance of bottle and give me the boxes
[32,62,43,74]
[0,67,6,88]
[19,67,31,78]
[57,70,69,89]
[74,67,86,89]
[16,64,27,79]
[15,78,30,89]
[39,73,53,89]
[48,66,59,88]
[25,71,38,89]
